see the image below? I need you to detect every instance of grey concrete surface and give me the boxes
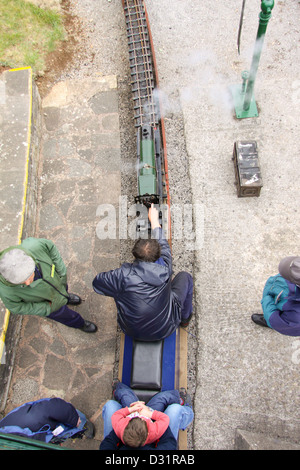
[145,0,300,450]
[0,67,43,408]
[0,69,33,333]
[235,429,300,450]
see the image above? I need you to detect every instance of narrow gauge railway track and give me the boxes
[123,0,158,127]
[120,0,189,450]
[122,0,171,236]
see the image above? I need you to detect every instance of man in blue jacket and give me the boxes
[252,256,300,336]
[93,205,193,341]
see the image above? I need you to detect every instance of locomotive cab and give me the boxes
[135,124,167,235]
[136,124,158,203]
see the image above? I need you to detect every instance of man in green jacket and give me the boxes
[0,238,97,333]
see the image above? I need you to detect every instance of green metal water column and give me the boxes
[231,0,275,118]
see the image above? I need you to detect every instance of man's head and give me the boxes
[278,256,300,286]
[123,417,148,448]
[0,249,35,285]
[132,238,161,262]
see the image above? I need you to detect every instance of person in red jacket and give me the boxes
[108,380,189,448]
[111,400,169,447]
[100,381,194,450]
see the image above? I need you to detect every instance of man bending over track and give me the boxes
[93,204,193,341]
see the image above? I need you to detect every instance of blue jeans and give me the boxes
[102,383,194,439]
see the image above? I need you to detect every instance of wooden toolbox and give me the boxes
[233,141,263,197]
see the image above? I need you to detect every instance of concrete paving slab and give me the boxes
[235,429,300,450]
[0,68,37,389]
[0,74,121,449]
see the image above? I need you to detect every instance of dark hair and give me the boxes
[132,238,161,262]
[123,417,148,447]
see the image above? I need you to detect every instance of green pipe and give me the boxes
[243,0,274,111]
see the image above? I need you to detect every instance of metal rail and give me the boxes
[122,0,172,241]
[123,0,158,127]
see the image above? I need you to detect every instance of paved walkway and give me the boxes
[1,73,121,449]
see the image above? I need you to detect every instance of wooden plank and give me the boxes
[118,333,125,381]
[176,327,188,450]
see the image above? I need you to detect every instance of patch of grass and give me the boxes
[0,0,65,74]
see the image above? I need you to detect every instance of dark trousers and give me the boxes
[48,304,85,329]
[171,272,193,320]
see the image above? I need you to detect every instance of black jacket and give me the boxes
[92,228,181,341]
[0,398,78,434]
